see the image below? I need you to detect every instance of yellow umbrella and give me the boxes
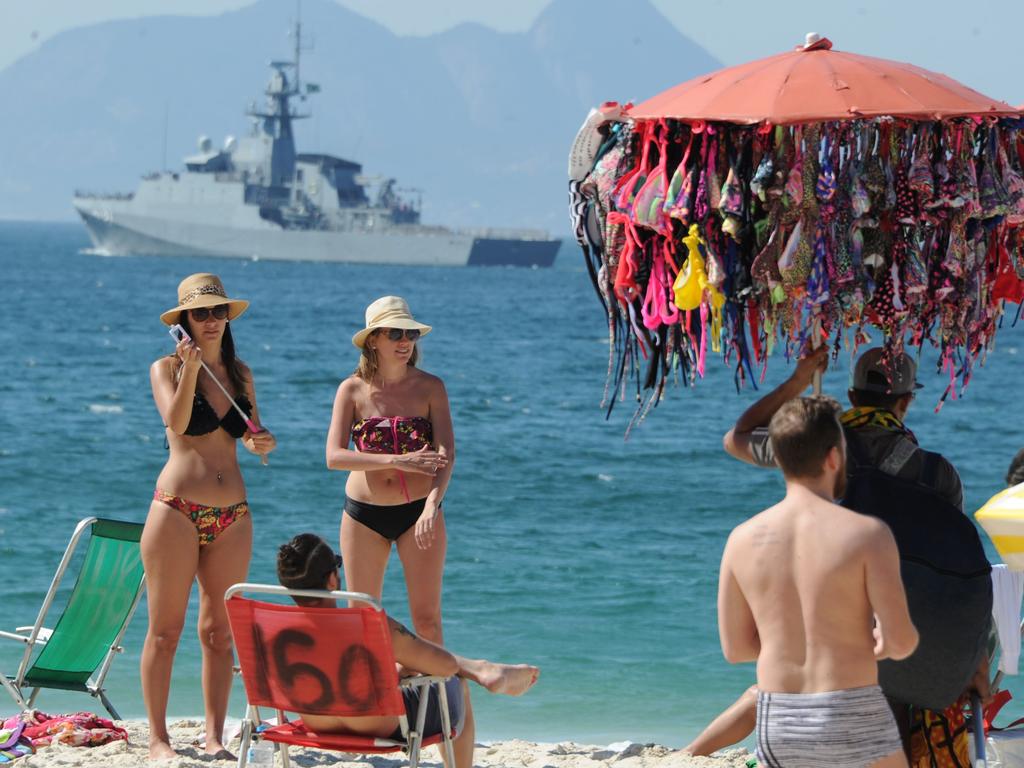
[976,482,1024,570]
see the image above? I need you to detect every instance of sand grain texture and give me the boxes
[12,720,753,768]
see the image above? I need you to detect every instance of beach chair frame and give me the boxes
[0,517,146,719]
[225,582,457,768]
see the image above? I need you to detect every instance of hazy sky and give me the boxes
[3,0,1021,104]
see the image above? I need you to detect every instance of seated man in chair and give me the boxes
[276,533,539,768]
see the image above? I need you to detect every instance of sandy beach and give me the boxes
[11,719,754,768]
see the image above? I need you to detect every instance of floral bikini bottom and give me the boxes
[153,489,250,546]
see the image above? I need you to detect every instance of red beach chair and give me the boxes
[225,583,458,768]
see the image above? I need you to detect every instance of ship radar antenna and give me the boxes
[290,0,315,98]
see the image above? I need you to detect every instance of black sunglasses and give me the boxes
[189,304,229,322]
[324,553,343,579]
[379,328,421,342]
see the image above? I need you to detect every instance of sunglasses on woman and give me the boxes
[321,553,344,582]
[189,304,229,322]
[379,328,421,342]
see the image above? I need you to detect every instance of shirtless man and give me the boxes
[718,396,919,768]
[276,533,539,768]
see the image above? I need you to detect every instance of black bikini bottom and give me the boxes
[344,496,425,541]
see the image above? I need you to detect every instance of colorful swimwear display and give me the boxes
[153,489,249,546]
[570,113,1024,429]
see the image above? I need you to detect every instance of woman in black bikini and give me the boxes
[142,273,276,760]
[326,295,453,644]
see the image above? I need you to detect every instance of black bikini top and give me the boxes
[184,389,252,438]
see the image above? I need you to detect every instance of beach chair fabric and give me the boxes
[225,583,458,768]
[0,517,145,719]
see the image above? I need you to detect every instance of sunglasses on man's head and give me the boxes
[322,553,343,581]
[379,328,421,342]
[189,304,229,322]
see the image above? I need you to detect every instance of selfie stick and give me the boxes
[198,361,269,466]
[171,324,268,465]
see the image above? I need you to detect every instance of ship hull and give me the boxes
[74,203,558,267]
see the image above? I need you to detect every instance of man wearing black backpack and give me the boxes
[719,345,991,765]
[724,346,961,507]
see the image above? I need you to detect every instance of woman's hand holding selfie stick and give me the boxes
[170,324,271,465]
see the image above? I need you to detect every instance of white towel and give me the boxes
[992,564,1024,675]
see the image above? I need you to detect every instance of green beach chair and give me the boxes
[0,517,145,719]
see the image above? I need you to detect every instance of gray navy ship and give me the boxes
[72,22,559,267]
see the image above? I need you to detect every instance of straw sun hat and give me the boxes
[160,273,250,326]
[352,296,432,349]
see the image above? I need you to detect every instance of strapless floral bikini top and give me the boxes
[351,416,433,454]
[351,416,434,502]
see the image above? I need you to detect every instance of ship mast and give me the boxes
[293,0,309,94]
[245,4,314,189]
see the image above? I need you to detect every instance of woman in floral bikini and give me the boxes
[142,273,276,760]
[326,295,454,645]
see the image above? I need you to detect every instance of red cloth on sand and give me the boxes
[15,710,128,747]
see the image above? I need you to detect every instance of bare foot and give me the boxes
[477,662,540,696]
[148,739,177,760]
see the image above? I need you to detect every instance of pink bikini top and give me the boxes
[351,416,434,501]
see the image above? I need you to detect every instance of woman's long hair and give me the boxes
[354,330,419,382]
[170,313,249,396]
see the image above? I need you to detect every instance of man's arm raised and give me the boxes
[864,522,919,661]
[718,530,760,664]
[723,347,829,465]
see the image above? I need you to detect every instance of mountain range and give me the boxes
[0,0,719,231]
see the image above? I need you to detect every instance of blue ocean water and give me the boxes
[0,220,1021,746]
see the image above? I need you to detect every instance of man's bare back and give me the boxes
[717,396,918,768]
[720,485,918,693]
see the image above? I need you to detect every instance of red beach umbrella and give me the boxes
[629,34,1019,125]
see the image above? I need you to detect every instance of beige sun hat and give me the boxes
[160,273,250,326]
[352,296,432,348]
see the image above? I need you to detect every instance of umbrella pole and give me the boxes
[811,318,823,395]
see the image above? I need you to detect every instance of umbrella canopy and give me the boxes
[629,35,1019,125]
[975,482,1024,570]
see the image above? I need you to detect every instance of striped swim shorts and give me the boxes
[756,685,903,768]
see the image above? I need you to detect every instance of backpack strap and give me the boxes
[842,426,871,469]
[846,426,921,479]
[919,449,942,488]
[879,438,918,476]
